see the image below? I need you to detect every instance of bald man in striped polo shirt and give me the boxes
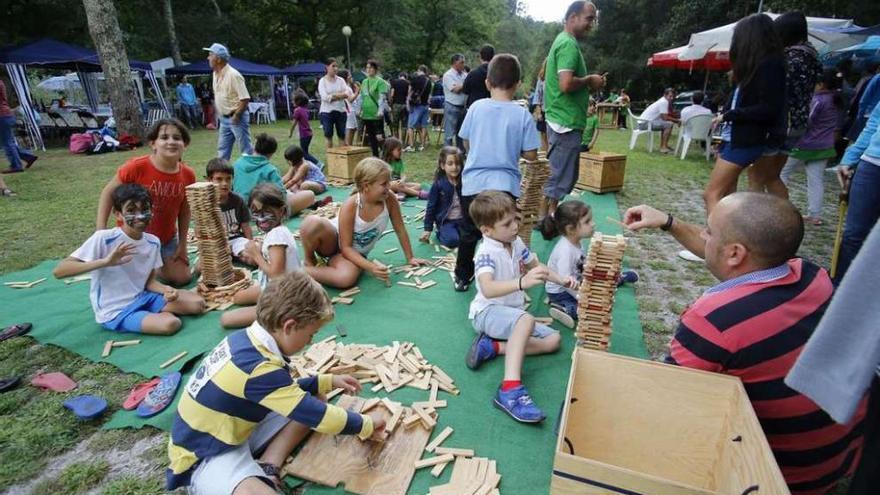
[624,192,866,495]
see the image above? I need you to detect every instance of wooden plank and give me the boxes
[412,404,437,428]
[433,447,474,457]
[160,351,188,369]
[101,340,113,358]
[429,380,440,403]
[425,426,454,453]
[431,460,450,478]
[415,453,454,469]
[111,339,141,347]
[361,398,381,413]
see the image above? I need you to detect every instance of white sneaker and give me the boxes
[417,145,425,152]
[677,250,703,262]
[549,306,575,329]
[403,146,414,152]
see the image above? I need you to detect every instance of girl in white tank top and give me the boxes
[300,158,429,289]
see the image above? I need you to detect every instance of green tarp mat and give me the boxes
[0,187,645,495]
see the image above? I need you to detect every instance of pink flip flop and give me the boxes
[30,372,78,392]
[123,377,161,410]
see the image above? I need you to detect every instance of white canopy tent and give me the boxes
[678,13,863,63]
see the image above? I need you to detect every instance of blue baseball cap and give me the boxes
[203,43,230,61]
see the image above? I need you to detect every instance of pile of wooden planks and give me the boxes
[391,255,455,289]
[575,232,626,350]
[290,336,460,396]
[427,456,502,495]
[303,201,341,220]
[517,159,551,247]
[185,182,235,287]
[198,267,253,311]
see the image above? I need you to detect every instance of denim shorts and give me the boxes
[407,105,429,128]
[188,413,290,495]
[718,142,766,168]
[472,304,557,340]
[161,237,179,260]
[102,291,167,333]
[319,111,346,139]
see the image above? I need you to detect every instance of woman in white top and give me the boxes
[299,158,428,289]
[318,58,354,149]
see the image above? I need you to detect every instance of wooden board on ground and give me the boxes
[285,395,433,495]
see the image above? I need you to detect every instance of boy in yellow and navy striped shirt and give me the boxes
[166,271,386,493]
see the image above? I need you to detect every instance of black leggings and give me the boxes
[364,119,385,157]
[454,191,516,282]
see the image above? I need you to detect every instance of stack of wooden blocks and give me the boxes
[185,182,234,287]
[517,159,550,246]
[575,233,626,350]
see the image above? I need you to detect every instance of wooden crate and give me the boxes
[326,146,371,183]
[552,349,789,495]
[576,151,626,193]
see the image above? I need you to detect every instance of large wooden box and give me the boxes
[326,146,371,183]
[577,151,626,193]
[552,349,789,495]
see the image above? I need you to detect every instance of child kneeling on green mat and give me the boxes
[166,271,386,493]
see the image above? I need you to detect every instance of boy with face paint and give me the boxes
[54,184,205,335]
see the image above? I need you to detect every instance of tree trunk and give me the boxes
[82,0,145,138]
[161,0,183,66]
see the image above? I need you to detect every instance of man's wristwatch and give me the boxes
[661,213,674,231]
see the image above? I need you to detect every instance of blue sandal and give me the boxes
[137,371,181,418]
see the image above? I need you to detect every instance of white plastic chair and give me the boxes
[674,114,713,161]
[144,108,170,129]
[256,105,270,124]
[627,108,660,153]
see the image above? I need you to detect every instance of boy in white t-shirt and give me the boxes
[53,184,205,334]
[464,191,572,423]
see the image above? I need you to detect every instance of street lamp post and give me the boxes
[342,26,353,72]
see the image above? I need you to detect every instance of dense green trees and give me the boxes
[3,0,879,102]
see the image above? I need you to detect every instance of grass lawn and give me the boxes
[0,121,846,493]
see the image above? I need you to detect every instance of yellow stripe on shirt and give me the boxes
[177,393,258,446]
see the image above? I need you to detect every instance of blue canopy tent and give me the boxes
[282,62,326,77]
[0,38,168,150]
[167,57,288,121]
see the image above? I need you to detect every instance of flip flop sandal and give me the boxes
[0,376,21,393]
[63,394,108,420]
[0,322,32,342]
[31,371,78,392]
[137,371,181,418]
[123,377,161,410]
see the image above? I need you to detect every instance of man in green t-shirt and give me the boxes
[361,59,390,157]
[542,1,607,218]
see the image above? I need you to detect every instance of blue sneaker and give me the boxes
[493,385,546,423]
[465,333,497,370]
[617,270,639,287]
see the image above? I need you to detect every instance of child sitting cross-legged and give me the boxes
[383,137,428,200]
[221,183,302,329]
[465,191,573,423]
[281,145,328,195]
[420,146,464,248]
[167,271,387,493]
[205,158,255,266]
[299,157,428,289]
[233,133,316,215]
[53,184,205,335]
[538,200,594,328]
